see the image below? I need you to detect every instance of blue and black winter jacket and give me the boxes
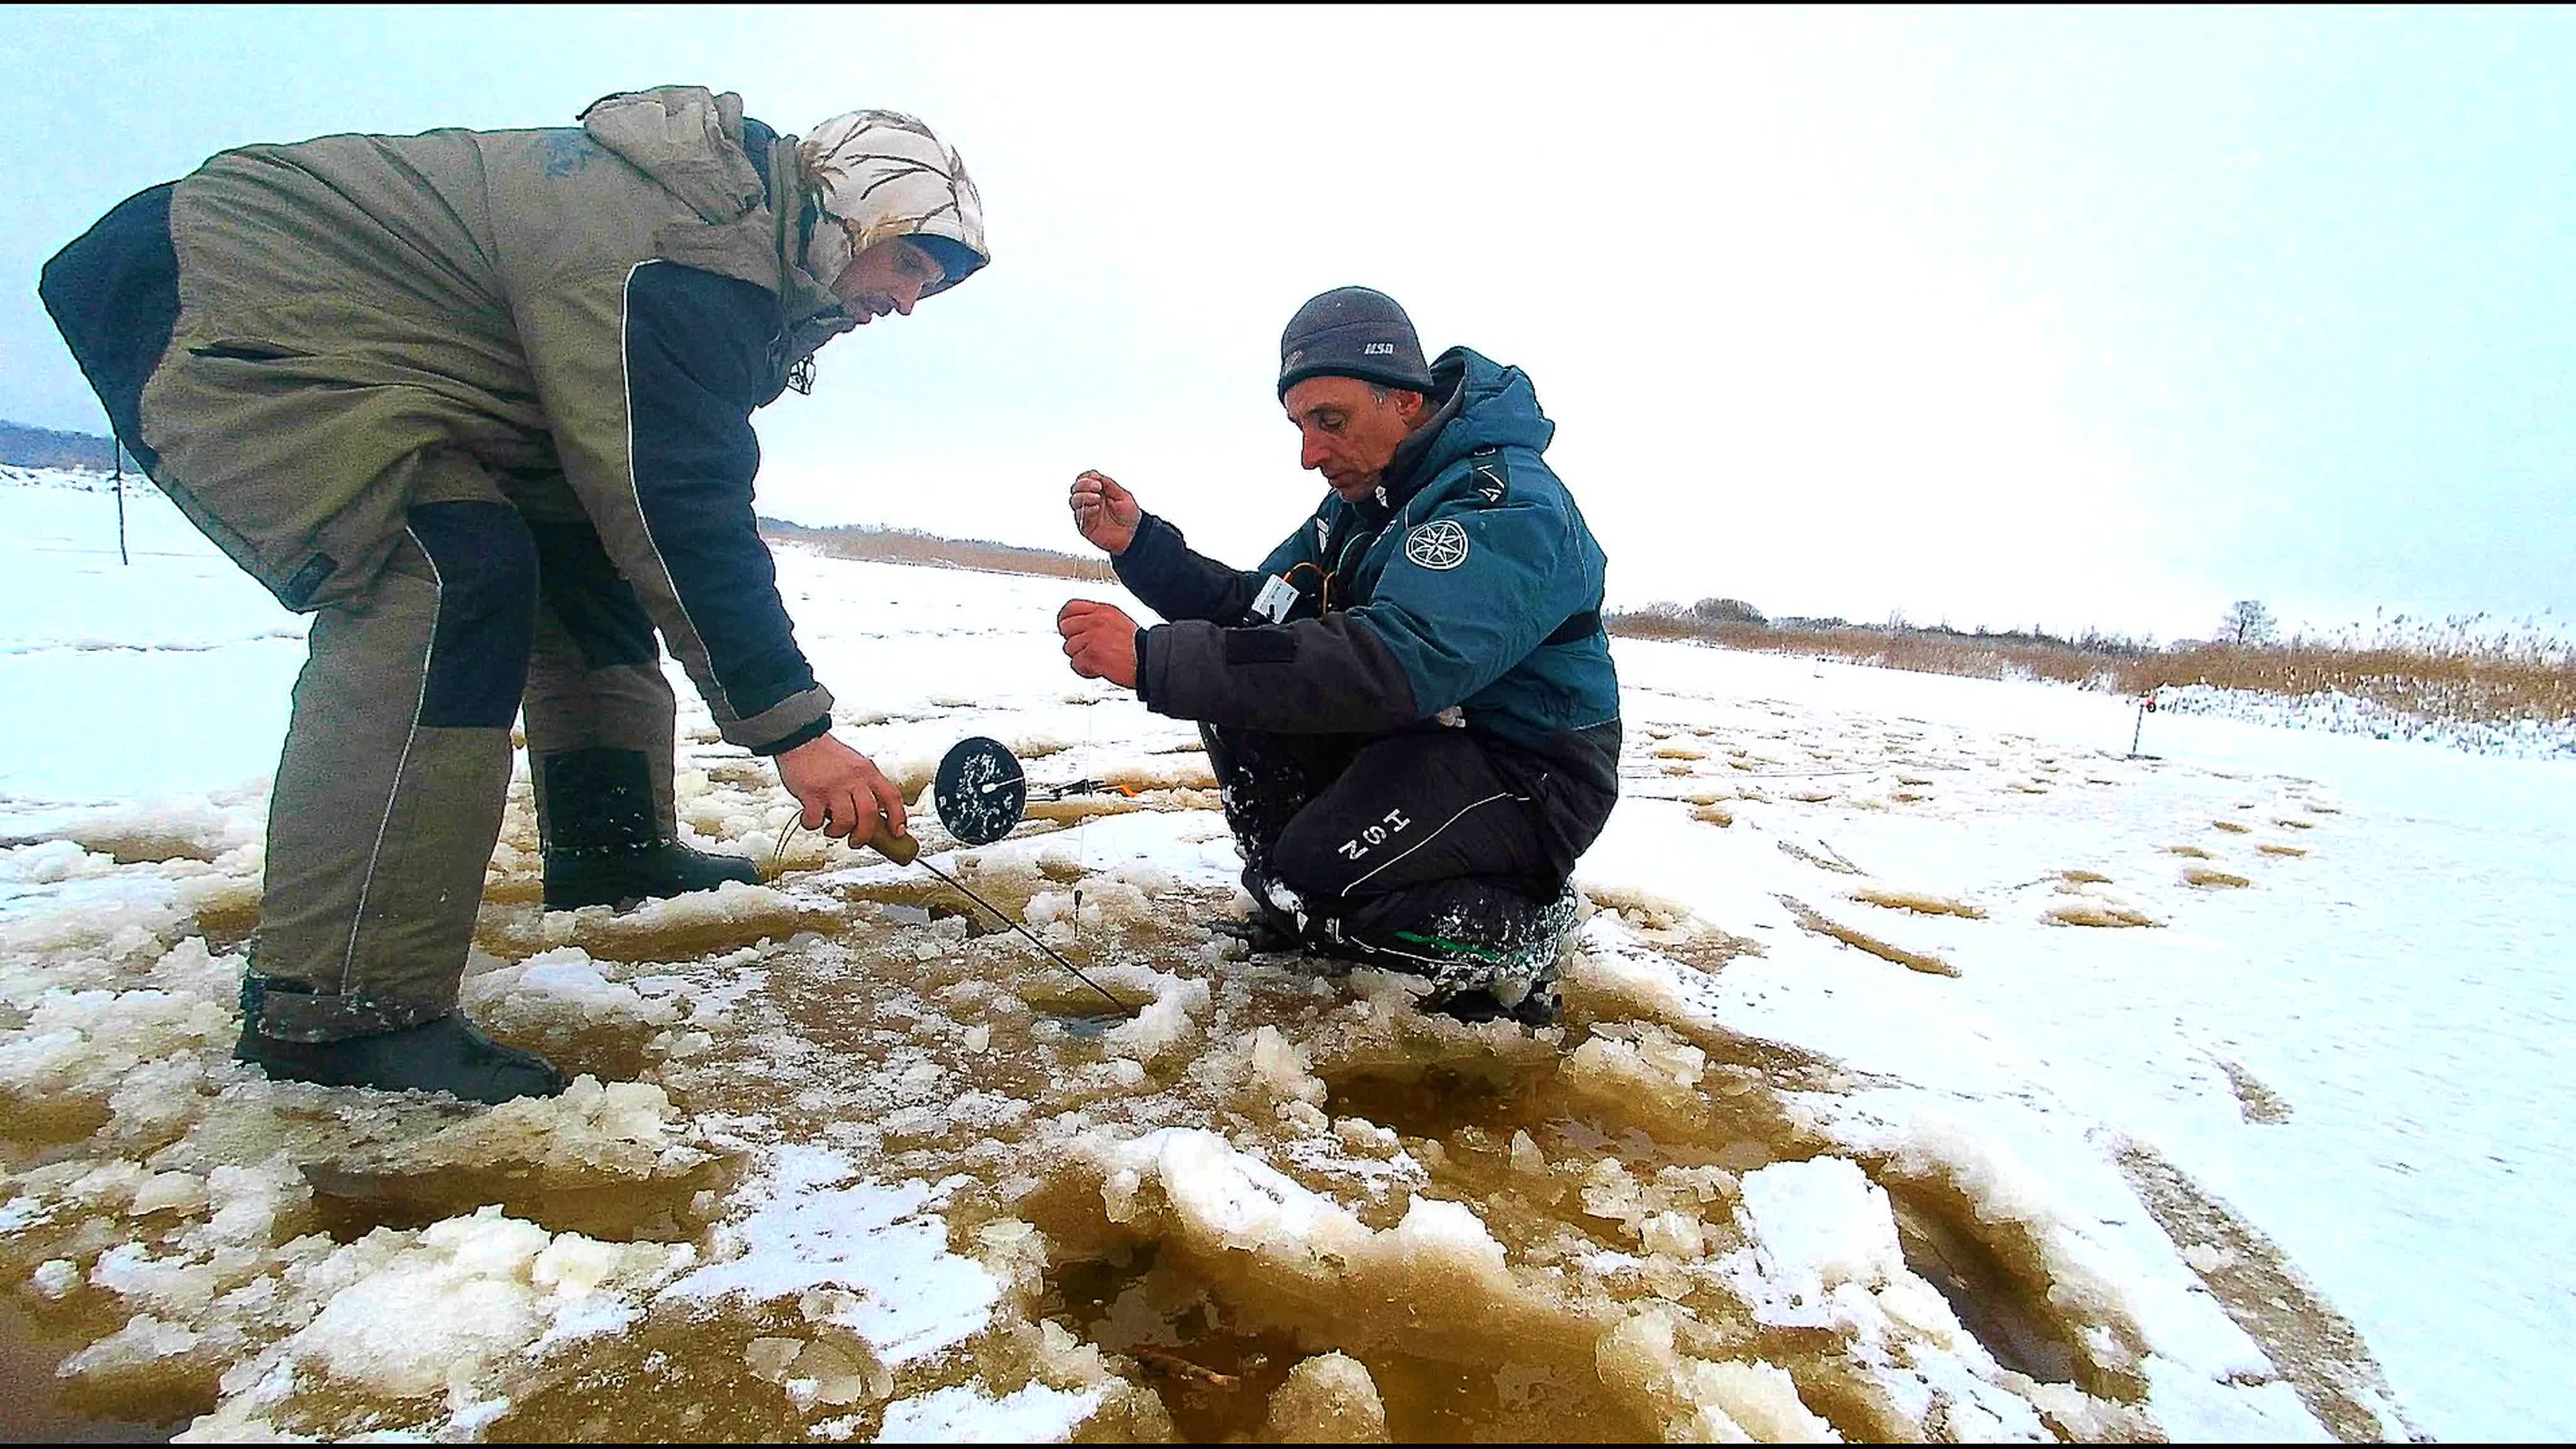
[1119,347,1624,806]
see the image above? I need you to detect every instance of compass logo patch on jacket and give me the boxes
[1404,519,1470,570]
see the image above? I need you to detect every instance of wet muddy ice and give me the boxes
[0,730,2392,1442]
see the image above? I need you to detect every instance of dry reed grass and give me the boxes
[1607,613,2576,726]
[746,523,2576,727]
[760,520,1114,583]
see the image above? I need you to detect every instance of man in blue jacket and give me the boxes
[1059,287,1622,1025]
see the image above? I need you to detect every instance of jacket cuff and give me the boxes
[725,682,837,752]
[749,713,835,757]
[1134,626,1156,708]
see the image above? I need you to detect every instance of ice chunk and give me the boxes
[1243,1025,1326,1105]
[58,1313,202,1377]
[1596,1308,1838,1442]
[1095,1129,1516,1304]
[1263,1352,1390,1443]
[1101,1167,1143,1224]
[390,1075,699,1179]
[877,1381,1109,1443]
[2182,1241,2238,1275]
[1384,1196,1516,1298]
[531,1235,626,1298]
[1736,1157,1904,1294]
[794,1334,894,1407]
[1641,1210,1707,1262]
[1100,972,1208,1064]
[128,1170,209,1218]
[90,1243,221,1314]
[464,946,686,1036]
[1562,1026,1707,1123]
[31,1258,79,1299]
[745,1335,804,1383]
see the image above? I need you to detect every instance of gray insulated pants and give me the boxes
[40,181,680,1042]
[245,468,682,1041]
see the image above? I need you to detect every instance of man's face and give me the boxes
[1283,376,1426,502]
[831,235,945,325]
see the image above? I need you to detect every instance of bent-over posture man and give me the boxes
[40,87,987,1101]
[1060,287,1621,1024]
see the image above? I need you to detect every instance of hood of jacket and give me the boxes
[580,87,770,224]
[1375,347,1557,513]
[796,108,989,298]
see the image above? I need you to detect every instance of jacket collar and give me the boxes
[1351,358,1467,523]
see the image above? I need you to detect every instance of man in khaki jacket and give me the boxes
[39,87,987,1103]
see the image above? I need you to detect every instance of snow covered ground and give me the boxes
[3,466,2570,1441]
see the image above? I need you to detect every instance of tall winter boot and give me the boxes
[538,747,757,911]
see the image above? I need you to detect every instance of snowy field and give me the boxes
[3,466,2570,1442]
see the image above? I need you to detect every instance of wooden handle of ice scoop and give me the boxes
[874,830,921,866]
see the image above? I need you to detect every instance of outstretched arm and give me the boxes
[517,259,904,847]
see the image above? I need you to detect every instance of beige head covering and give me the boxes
[798,109,987,296]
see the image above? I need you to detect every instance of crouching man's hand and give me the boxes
[775,733,908,848]
[1069,470,1140,555]
[1058,599,1140,690]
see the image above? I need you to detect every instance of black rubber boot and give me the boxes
[1328,880,1578,1027]
[1423,976,1565,1029]
[543,841,759,911]
[538,747,758,911]
[1208,914,1309,955]
[235,1013,565,1105]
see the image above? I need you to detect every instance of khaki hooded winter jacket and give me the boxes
[121,86,984,753]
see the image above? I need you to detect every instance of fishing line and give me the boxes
[767,808,1129,1013]
[770,736,1139,1011]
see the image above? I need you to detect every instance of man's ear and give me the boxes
[1395,389,1428,424]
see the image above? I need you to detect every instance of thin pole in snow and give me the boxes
[109,414,129,567]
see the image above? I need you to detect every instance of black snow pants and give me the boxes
[1204,721,1594,1013]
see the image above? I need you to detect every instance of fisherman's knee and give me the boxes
[1270,805,1362,901]
[403,500,538,728]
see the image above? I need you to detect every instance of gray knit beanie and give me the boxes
[1276,286,1436,399]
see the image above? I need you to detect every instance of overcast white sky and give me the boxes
[5,6,2569,643]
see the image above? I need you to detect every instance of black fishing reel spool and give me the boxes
[933,736,1138,847]
[932,736,1026,846]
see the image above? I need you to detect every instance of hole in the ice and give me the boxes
[189,898,262,957]
[496,897,850,966]
[69,831,221,865]
[1044,1238,1660,1443]
[1,1297,206,1442]
[1,1100,113,1157]
[298,1155,736,1245]
[1884,1184,2083,1387]
[484,1297,831,1442]
[1321,1063,1514,1143]
[1047,1242,1302,1442]
[1045,1008,1131,1040]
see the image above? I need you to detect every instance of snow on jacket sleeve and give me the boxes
[1137,487,1589,733]
[513,258,832,753]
